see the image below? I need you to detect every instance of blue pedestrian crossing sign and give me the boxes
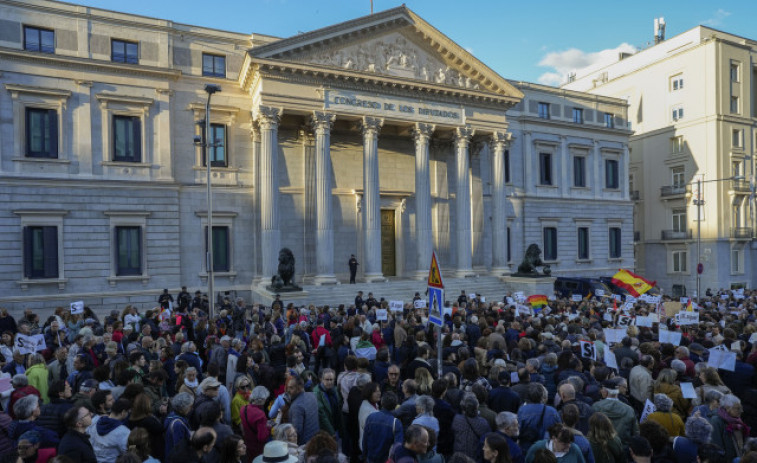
[428,287,444,327]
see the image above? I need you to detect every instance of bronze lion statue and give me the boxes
[516,243,552,276]
[270,248,296,289]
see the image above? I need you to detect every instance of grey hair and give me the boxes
[566,376,584,395]
[356,374,371,388]
[460,392,479,418]
[28,354,45,366]
[676,346,690,357]
[704,389,724,404]
[171,392,195,414]
[185,367,197,375]
[670,360,686,375]
[526,358,540,369]
[685,415,713,444]
[653,393,673,412]
[721,394,741,410]
[11,374,29,388]
[232,338,244,349]
[250,385,270,403]
[14,395,39,420]
[234,375,251,390]
[415,395,435,414]
[274,423,295,442]
[495,411,518,431]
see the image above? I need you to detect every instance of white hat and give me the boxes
[253,441,298,463]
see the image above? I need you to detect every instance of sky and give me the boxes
[65,1,757,86]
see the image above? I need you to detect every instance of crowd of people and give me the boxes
[0,285,755,463]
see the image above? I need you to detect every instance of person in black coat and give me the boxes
[488,370,521,414]
[37,380,74,438]
[58,406,97,463]
[432,378,456,457]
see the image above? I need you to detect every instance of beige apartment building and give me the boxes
[564,26,757,296]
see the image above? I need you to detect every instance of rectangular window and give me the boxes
[731,96,739,114]
[23,226,58,279]
[538,102,550,119]
[671,75,684,91]
[731,62,740,82]
[672,209,686,233]
[206,226,230,272]
[573,156,586,187]
[539,152,553,185]
[577,227,589,260]
[605,159,619,189]
[671,135,684,154]
[671,166,685,188]
[111,39,138,64]
[25,108,58,158]
[672,250,687,273]
[506,227,511,262]
[204,123,227,167]
[672,106,684,121]
[543,227,557,261]
[732,129,743,148]
[202,53,226,78]
[23,26,54,53]
[604,113,614,128]
[609,227,622,259]
[572,108,584,124]
[504,150,510,183]
[115,226,141,276]
[113,115,141,162]
[732,249,742,273]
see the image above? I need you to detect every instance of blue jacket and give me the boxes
[8,420,59,448]
[163,413,192,458]
[517,403,562,453]
[363,410,403,463]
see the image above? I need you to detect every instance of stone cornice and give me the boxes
[4,83,71,99]
[516,115,634,136]
[0,47,182,81]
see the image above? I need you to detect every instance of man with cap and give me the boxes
[191,376,222,428]
[592,378,638,447]
[72,378,98,411]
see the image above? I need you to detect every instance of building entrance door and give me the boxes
[381,210,396,277]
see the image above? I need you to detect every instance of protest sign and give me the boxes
[15,334,46,355]
[678,311,699,326]
[625,295,637,304]
[389,301,404,312]
[506,297,515,306]
[604,348,618,370]
[603,313,614,322]
[616,315,634,327]
[680,382,697,399]
[70,301,84,314]
[708,348,736,371]
[469,293,476,300]
[480,296,486,303]
[413,299,427,309]
[603,328,626,344]
[517,305,532,317]
[571,294,582,302]
[749,332,757,343]
[612,294,622,302]
[579,340,596,360]
[635,316,653,328]
[658,330,682,346]
[595,289,605,297]
[511,371,519,384]
[663,301,682,317]
[376,309,388,321]
[640,399,656,423]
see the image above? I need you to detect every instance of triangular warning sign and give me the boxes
[427,251,444,289]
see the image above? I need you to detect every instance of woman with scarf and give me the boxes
[231,375,254,432]
[710,394,750,462]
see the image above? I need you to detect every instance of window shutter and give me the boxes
[132,118,142,162]
[528,100,538,114]
[23,226,32,278]
[584,110,594,122]
[49,110,58,158]
[43,226,58,278]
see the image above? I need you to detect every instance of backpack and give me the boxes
[519,404,546,444]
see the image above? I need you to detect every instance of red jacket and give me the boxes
[311,326,332,349]
[8,385,41,419]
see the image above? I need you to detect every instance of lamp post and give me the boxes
[694,175,743,303]
[202,84,221,319]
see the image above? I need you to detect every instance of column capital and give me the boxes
[491,131,511,151]
[311,111,336,133]
[455,126,475,147]
[412,123,435,143]
[297,126,315,144]
[255,105,281,129]
[250,120,260,142]
[361,116,383,136]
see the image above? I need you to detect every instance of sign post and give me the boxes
[427,251,444,379]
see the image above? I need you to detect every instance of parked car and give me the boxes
[554,277,613,299]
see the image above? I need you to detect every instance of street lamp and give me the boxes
[200,84,221,318]
[694,174,743,303]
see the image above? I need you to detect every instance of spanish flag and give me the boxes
[686,298,693,312]
[527,295,548,308]
[611,269,656,297]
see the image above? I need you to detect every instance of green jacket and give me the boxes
[591,399,638,447]
[314,383,343,435]
[26,363,49,404]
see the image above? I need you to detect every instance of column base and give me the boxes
[363,273,386,283]
[414,270,429,281]
[490,267,511,277]
[454,269,477,278]
[313,274,340,286]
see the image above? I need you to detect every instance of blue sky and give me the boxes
[68,1,756,85]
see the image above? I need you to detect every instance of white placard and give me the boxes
[749,333,757,343]
[389,301,404,312]
[678,311,699,326]
[513,291,524,300]
[603,313,614,322]
[640,399,656,423]
[376,309,388,321]
[623,302,635,311]
[635,316,653,328]
[720,294,730,300]
[580,340,596,360]
[616,315,634,327]
[517,305,532,316]
[658,330,682,346]
[469,293,476,300]
[596,289,605,297]
[567,312,579,321]
[480,296,486,303]
[708,348,736,371]
[625,295,637,304]
[646,295,661,304]
[731,341,741,351]
[680,297,689,304]
[680,382,697,399]
[414,299,427,309]
[510,371,519,384]
[506,297,515,306]
[548,295,556,301]
[612,294,622,302]
[70,301,84,314]
[15,334,46,355]
[604,348,618,370]
[649,313,660,323]
[603,328,626,344]
[572,294,583,302]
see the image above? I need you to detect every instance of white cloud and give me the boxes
[702,9,731,27]
[536,43,637,86]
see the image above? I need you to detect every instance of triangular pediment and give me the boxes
[249,6,523,100]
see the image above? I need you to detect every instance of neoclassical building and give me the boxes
[0,0,632,311]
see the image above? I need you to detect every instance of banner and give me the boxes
[70,301,84,314]
[640,399,656,423]
[413,299,426,309]
[579,340,596,360]
[376,309,388,321]
[389,301,404,312]
[15,334,46,355]
[612,269,655,297]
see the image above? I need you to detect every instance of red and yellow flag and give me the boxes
[527,295,548,308]
[611,269,655,297]
[686,298,693,312]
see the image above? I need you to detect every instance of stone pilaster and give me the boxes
[413,123,435,278]
[312,112,338,285]
[361,117,385,282]
[455,126,475,277]
[257,106,281,281]
[491,131,510,274]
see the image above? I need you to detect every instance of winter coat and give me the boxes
[38,398,74,438]
[89,416,130,463]
[289,391,320,445]
[7,420,59,447]
[452,414,491,456]
[240,403,270,462]
[58,429,97,463]
[25,363,49,403]
[653,383,690,419]
[314,383,343,435]
[591,399,638,446]
[163,413,192,459]
[526,439,586,463]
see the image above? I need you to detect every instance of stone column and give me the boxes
[362,117,385,282]
[312,112,338,285]
[455,126,475,277]
[491,131,510,274]
[250,121,262,279]
[413,123,435,278]
[257,106,281,281]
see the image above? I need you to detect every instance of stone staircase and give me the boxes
[250,275,510,307]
